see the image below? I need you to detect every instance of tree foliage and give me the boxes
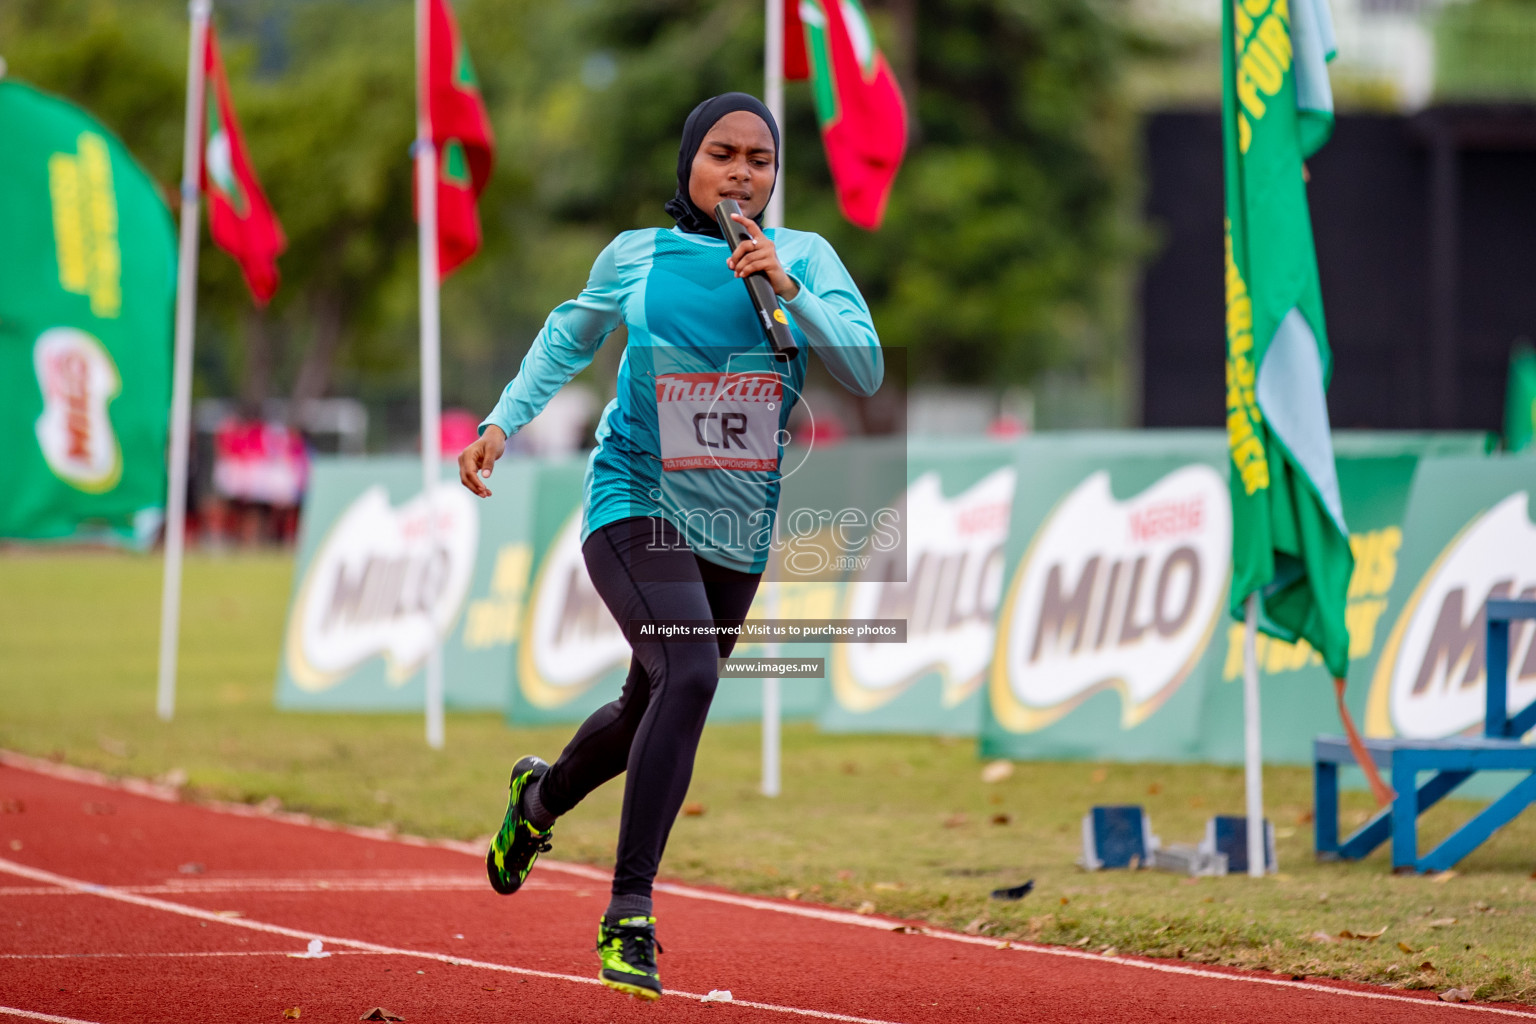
[2,0,1139,434]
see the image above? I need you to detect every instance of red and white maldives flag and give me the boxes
[421,0,494,279]
[784,0,908,230]
[202,25,285,305]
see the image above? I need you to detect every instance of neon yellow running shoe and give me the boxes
[485,756,552,895]
[596,915,663,1001]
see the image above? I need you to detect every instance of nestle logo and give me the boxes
[1129,497,1204,543]
[957,501,1009,536]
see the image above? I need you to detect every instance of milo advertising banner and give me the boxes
[275,456,535,711]
[1364,456,1536,756]
[985,433,1233,760]
[0,81,177,547]
[820,439,1018,735]
[980,432,1493,764]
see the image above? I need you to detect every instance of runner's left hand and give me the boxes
[726,213,800,300]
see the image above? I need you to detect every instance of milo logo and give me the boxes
[990,466,1231,732]
[285,484,479,690]
[1368,492,1536,739]
[33,327,122,493]
[833,468,1016,711]
[518,511,629,707]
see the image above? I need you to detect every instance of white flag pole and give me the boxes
[759,0,786,798]
[156,0,212,723]
[415,0,445,750]
[1242,591,1266,877]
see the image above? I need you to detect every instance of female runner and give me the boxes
[457,92,883,1001]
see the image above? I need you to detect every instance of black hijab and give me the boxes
[663,93,780,238]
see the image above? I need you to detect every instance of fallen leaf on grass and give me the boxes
[1337,927,1387,941]
[1440,988,1473,1003]
[963,916,990,935]
[1147,782,1163,796]
[855,901,876,915]
[1307,931,1339,944]
[682,802,706,817]
[359,1011,404,1022]
[980,760,1014,784]
[783,888,801,901]
[872,882,903,891]
[942,813,968,828]
[283,1010,301,1020]
[1426,918,1458,928]
[1074,936,1092,947]
[1100,946,1119,958]
[990,813,1013,826]
[836,869,854,882]
[1431,870,1458,884]
[1397,941,1417,954]
[1418,962,1436,973]
[1090,767,1109,783]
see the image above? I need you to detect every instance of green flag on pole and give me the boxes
[1222,0,1353,677]
[0,80,177,547]
[1504,342,1536,453]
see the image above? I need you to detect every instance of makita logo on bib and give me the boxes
[1368,492,1536,740]
[285,484,479,690]
[656,373,781,404]
[834,468,1016,711]
[991,466,1231,732]
[519,511,629,707]
[33,327,122,493]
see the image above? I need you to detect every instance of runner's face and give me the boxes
[687,112,776,222]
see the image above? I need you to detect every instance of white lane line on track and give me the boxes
[0,1008,106,1024]
[0,857,900,1024]
[0,950,386,960]
[0,877,513,896]
[9,751,1536,1019]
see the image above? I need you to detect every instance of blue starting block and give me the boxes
[1314,599,1536,873]
[1079,805,1156,870]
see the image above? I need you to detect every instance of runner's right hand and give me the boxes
[458,425,506,498]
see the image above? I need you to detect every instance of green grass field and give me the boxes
[2,552,1534,1003]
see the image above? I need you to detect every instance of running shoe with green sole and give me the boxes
[485,755,552,895]
[596,915,663,1001]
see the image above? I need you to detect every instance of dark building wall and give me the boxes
[1138,108,1536,432]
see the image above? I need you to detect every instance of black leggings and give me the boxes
[536,516,761,898]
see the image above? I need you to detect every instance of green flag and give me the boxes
[1504,342,1536,453]
[0,80,177,547]
[1222,0,1354,677]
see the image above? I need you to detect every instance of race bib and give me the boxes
[655,371,782,471]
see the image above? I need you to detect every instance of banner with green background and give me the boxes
[276,432,1527,773]
[980,432,1496,765]
[819,438,1018,736]
[275,456,535,711]
[0,80,177,548]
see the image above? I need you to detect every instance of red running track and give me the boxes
[1,753,1532,1024]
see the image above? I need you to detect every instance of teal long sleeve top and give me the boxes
[481,225,883,573]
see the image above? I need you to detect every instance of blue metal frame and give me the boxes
[1314,598,1536,872]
